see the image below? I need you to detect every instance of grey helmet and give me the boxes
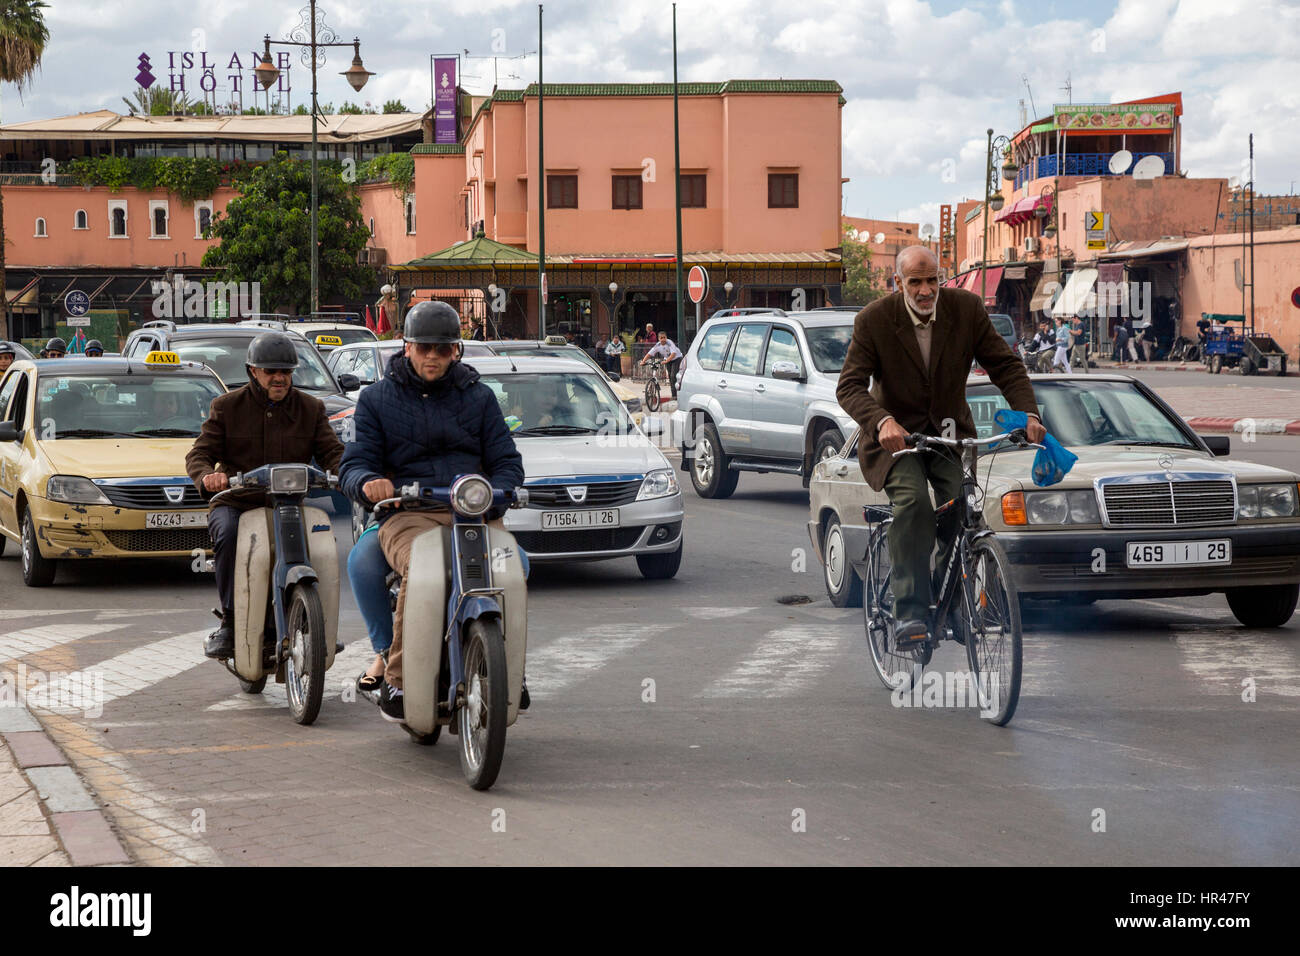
[246,331,299,370]
[85,339,104,356]
[45,337,68,354]
[0,341,15,356]
[404,301,462,344]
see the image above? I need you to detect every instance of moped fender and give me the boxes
[233,509,273,681]
[400,525,452,735]
[303,505,339,670]
[284,565,318,588]
[456,596,502,626]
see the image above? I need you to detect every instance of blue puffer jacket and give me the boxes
[339,354,524,521]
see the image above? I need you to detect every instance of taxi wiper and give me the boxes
[1100,439,1192,447]
[134,427,199,437]
[53,428,137,439]
[514,424,599,436]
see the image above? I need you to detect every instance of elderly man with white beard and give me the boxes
[836,246,1045,644]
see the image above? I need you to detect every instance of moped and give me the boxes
[364,475,528,791]
[209,463,340,725]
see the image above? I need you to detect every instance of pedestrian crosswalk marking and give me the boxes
[1020,636,1068,696]
[1174,633,1300,697]
[0,608,82,621]
[678,607,759,620]
[526,623,674,699]
[206,642,374,711]
[0,622,135,667]
[699,624,852,698]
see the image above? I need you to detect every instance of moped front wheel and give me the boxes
[458,618,508,791]
[285,582,327,726]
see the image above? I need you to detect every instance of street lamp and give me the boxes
[980,128,1013,304]
[1037,182,1059,239]
[255,2,372,315]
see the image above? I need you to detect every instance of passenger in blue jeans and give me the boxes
[348,520,530,696]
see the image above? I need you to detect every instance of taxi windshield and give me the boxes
[37,374,223,439]
[167,337,335,392]
[478,371,632,436]
[308,327,374,345]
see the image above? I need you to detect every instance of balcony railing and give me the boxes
[1013,153,1173,191]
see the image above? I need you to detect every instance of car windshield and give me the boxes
[966,380,1196,449]
[168,337,336,392]
[306,327,375,345]
[478,371,632,436]
[37,373,223,438]
[990,315,1014,337]
[805,324,852,373]
[491,345,607,376]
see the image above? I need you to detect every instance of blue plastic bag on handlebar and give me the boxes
[993,409,1077,487]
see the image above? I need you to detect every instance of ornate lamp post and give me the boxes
[255,2,373,314]
[1037,181,1059,241]
[980,128,1015,303]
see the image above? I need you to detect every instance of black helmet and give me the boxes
[404,301,462,344]
[85,339,104,356]
[45,337,67,354]
[246,331,299,370]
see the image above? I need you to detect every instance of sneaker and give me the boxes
[378,681,405,723]
[203,609,235,659]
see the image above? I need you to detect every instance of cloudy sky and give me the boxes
[8,0,1299,232]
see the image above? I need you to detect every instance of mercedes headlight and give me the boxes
[1239,483,1299,519]
[637,468,679,500]
[451,475,494,517]
[270,465,308,494]
[47,475,112,505]
[1023,489,1100,525]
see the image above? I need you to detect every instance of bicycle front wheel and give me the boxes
[962,537,1022,726]
[863,526,927,692]
[644,375,661,412]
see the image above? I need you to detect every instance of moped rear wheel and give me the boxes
[458,618,508,791]
[285,582,327,726]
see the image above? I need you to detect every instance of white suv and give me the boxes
[670,312,857,498]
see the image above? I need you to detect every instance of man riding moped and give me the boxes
[339,301,524,723]
[186,331,344,659]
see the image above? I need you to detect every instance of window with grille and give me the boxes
[612,175,642,210]
[768,173,798,208]
[681,174,706,208]
[547,175,578,209]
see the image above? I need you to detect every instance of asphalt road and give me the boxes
[2,439,1298,866]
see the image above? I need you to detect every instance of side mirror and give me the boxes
[1199,434,1230,456]
[0,421,19,442]
[336,373,360,391]
[771,360,805,381]
[608,372,621,382]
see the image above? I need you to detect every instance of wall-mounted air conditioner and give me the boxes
[1025,236,1039,253]
[1003,246,1018,261]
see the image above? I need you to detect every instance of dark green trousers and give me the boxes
[883,451,965,623]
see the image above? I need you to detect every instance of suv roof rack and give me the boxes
[141,319,176,330]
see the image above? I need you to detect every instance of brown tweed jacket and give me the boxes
[836,288,1037,490]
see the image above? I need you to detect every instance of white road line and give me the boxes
[0,609,83,621]
[525,623,674,699]
[0,621,136,666]
[699,624,852,698]
[1175,633,1300,697]
[678,606,760,620]
[1020,636,1069,696]
[206,642,374,711]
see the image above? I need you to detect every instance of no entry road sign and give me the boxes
[687,266,709,304]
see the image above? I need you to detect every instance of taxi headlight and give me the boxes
[637,468,679,500]
[47,475,111,505]
[1240,483,1298,519]
[270,465,308,494]
[1023,489,1100,525]
[328,409,355,443]
[451,475,494,517]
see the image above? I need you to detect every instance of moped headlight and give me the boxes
[270,465,308,494]
[451,475,494,517]
[637,468,679,500]
[46,475,111,505]
[1025,491,1068,524]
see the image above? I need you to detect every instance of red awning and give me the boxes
[995,194,1053,226]
[978,266,1004,304]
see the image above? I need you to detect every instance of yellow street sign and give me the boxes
[1088,211,1105,231]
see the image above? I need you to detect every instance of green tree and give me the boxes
[382,99,407,113]
[0,0,50,340]
[201,152,376,314]
[841,223,889,306]
[338,101,364,115]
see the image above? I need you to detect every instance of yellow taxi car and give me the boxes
[0,352,226,586]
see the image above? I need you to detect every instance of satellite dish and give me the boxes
[921,224,935,238]
[1108,149,1133,175]
[1132,155,1165,180]
[873,232,886,244]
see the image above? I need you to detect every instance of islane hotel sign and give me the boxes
[135,48,292,96]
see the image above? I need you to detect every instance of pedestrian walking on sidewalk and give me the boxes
[1051,315,1072,373]
[1070,315,1090,373]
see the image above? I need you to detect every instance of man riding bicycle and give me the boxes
[837,246,1044,644]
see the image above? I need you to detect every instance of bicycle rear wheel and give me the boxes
[962,538,1022,725]
[863,526,927,692]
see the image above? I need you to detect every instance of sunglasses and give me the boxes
[47,351,66,358]
[412,342,458,358]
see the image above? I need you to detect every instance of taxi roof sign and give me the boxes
[144,351,182,365]
[314,334,344,346]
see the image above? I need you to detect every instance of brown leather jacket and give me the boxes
[185,378,344,510]
[836,288,1038,491]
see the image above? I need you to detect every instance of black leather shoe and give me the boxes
[204,610,235,659]
[519,676,530,711]
[894,619,928,644]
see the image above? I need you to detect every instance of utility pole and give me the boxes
[672,3,685,346]
[537,4,546,336]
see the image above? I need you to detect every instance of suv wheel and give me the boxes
[690,421,739,499]
[813,428,845,465]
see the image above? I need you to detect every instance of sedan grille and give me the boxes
[523,479,642,509]
[512,528,643,554]
[96,482,204,509]
[1101,479,1235,527]
[105,529,212,553]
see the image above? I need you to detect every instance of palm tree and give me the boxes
[122,85,197,116]
[0,0,50,340]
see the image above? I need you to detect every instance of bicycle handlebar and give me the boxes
[891,430,1044,458]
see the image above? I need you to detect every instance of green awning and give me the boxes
[394,236,536,271]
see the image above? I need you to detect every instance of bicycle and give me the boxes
[861,430,1039,726]
[643,357,664,412]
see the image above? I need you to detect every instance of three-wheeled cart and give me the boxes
[1201,313,1245,374]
